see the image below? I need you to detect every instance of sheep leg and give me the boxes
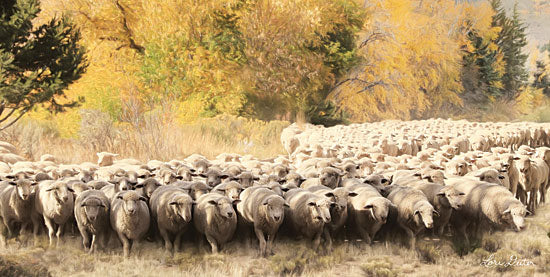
[3,218,14,239]
[0,221,6,247]
[206,234,219,253]
[159,227,173,254]
[118,233,131,257]
[56,223,65,248]
[399,222,415,249]
[266,231,277,256]
[80,229,91,251]
[323,227,333,252]
[357,225,372,245]
[174,232,184,253]
[43,216,55,247]
[254,226,267,257]
[312,231,322,251]
[89,235,96,254]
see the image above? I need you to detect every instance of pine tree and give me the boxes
[0,0,87,130]
[491,0,528,100]
[533,60,550,96]
[462,30,503,99]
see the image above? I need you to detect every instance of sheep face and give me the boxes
[233,172,257,188]
[81,197,106,221]
[262,196,286,224]
[200,171,229,187]
[169,196,193,223]
[414,204,436,229]
[46,182,74,204]
[118,192,146,215]
[11,180,37,200]
[285,173,305,188]
[319,168,343,188]
[308,199,332,224]
[113,178,136,192]
[502,203,528,231]
[437,187,465,210]
[208,198,235,219]
[365,198,394,224]
[516,157,532,190]
[191,183,210,200]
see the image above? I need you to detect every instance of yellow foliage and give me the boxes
[331,0,464,121]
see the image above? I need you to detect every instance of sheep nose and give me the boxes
[274,216,281,221]
[426,223,433,229]
[227,212,233,218]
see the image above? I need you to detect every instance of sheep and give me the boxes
[199,168,229,187]
[284,172,305,188]
[236,187,287,256]
[283,188,332,251]
[134,177,162,200]
[346,183,395,244]
[465,168,505,185]
[300,167,344,189]
[97,152,119,167]
[174,181,211,200]
[383,185,438,248]
[0,180,37,246]
[409,182,465,236]
[87,180,111,191]
[74,190,110,253]
[229,171,258,188]
[100,177,136,200]
[110,190,151,257]
[211,181,243,203]
[149,186,194,254]
[452,182,529,247]
[32,180,75,247]
[307,186,357,249]
[516,155,549,213]
[193,193,238,253]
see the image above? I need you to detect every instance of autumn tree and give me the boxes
[0,0,87,130]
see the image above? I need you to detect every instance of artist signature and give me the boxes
[480,254,535,267]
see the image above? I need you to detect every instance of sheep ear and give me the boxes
[330,202,337,208]
[307,201,316,207]
[525,209,532,215]
[253,177,260,181]
[80,203,87,207]
[116,195,123,200]
[458,192,465,196]
[381,178,389,184]
[176,176,184,180]
[262,199,269,205]
[31,182,38,186]
[220,174,230,179]
[9,181,16,186]
[134,184,144,189]
[67,187,75,193]
[503,208,511,214]
[364,204,374,209]
[324,192,335,198]
[498,175,505,180]
[414,210,420,215]
[436,192,445,197]
[348,192,358,197]
[284,202,290,207]
[232,199,241,204]
[433,210,440,217]
[169,201,178,206]
[139,196,147,202]
[513,156,520,160]
[199,173,207,178]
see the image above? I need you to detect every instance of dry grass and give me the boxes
[0,112,288,164]
[1,204,549,276]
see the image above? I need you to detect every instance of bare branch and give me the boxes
[114,0,145,54]
[0,108,30,131]
[359,32,386,48]
[0,108,16,124]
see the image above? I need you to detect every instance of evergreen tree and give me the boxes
[533,60,550,96]
[0,0,87,130]
[462,30,503,99]
[491,0,528,100]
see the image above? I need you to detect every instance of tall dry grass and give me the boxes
[2,204,549,276]
[0,111,288,164]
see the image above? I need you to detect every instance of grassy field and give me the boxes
[1,203,549,276]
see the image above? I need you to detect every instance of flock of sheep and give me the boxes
[0,118,549,258]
